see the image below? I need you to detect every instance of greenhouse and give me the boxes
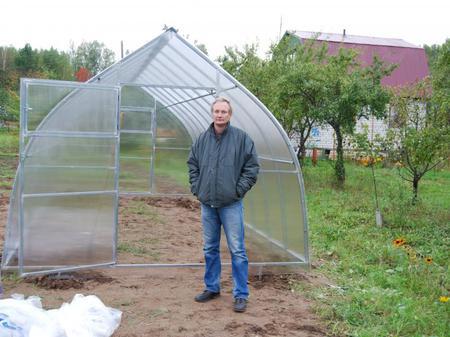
[1,28,309,277]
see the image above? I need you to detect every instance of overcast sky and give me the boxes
[2,0,449,60]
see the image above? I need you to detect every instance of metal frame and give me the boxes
[15,79,121,277]
[3,29,310,277]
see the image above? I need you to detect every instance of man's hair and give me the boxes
[211,97,232,114]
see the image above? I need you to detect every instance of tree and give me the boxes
[431,39,450,119]
[39,48,73,80]
[387,79,449,202]
[319,50,393,185]
[218,44,268,99]
[75,67,91,82]
[268,38,328,162]
[15,43,38,73]
[70,41,115,76]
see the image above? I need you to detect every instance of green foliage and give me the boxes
[302,160,449,337]
[424,39,449,76]
[218,44,268,99]
[70,40,115,76]
[387,79,450,202]
[15,43,38,72]
[431,39,450,117]
[268,38,328,162]
[40,48,73,80]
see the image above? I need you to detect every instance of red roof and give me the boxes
[288,31,429,87]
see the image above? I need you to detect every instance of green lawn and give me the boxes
[300,159,449,337]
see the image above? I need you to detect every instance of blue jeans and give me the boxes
[201,200,249,299]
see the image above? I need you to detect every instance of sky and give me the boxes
[2,0,449,60]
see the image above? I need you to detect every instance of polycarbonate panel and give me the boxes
[153,148,190,194]
[26,82,118,133]
[24,137,116,167]
[119,157,151,192]
[281,174,305,257]
[155,106,192,149]
[23,166,115,194]
[27,85,72,130]
[225,88,292,160]
[121,85,154,108]
[21,194,116,272]
[119,133,152,192]
[120,133,152,157]
[121,111,152,131]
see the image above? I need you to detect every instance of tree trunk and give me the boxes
[412,175,420,204]
[297,143,307,165]
[334,127,345,186]
[296,134,307,166]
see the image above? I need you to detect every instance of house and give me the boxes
[284,30,429,154]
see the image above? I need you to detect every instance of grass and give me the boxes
[300,159,449,337]
[0,129,19,191]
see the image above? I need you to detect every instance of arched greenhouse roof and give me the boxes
[2,28,309,277]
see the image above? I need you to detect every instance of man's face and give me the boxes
[212,101,232,127]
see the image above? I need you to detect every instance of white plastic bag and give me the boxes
[0,296,66,337]
[48,294,122,337]
[0,294,121,337]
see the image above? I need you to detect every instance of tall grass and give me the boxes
[301,159,449,336]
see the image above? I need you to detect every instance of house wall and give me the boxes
[290,115,390,157]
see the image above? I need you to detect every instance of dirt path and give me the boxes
[0,189,328,336]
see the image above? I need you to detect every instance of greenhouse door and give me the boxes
[18,79,121,276]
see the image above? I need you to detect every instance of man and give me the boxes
[187,97,259,313]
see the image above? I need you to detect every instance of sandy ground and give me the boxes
[0,168,329,336]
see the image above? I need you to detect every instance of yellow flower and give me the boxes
[424,257,433,264]
[439,296,449,303]
[393,238,406,247]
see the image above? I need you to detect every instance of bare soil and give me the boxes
[0,174,329,336]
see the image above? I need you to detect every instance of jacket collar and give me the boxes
[209,122,230,136]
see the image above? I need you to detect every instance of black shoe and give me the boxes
[233,298,247,312]
[194,290,220,302]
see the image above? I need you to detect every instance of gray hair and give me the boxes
[211,97,232,114]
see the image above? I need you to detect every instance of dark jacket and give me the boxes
[187,123,259,207]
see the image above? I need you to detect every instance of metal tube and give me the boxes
[119,192,191,197]
[120,82,216,91]
[113,89,121,264]
[120,130,152,134]
[20,262,115,277]
[22,190,117,198]
[25,165,115,170]
[21,78,121,91]
[25,131,118,138]
[18,79,27,276]
[121,106,153,112]
[259,169,298,174]
[155,146,190,151]
[150,98,157,193]
[258,155,294,164]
